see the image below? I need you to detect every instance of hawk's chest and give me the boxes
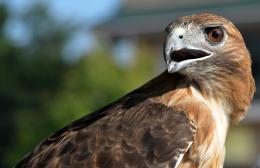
[166,87,230,168]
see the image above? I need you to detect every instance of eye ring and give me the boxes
[205,27,224,43]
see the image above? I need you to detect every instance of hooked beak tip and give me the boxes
[167,61,177,73]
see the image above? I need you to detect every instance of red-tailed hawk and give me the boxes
[16,13,255,168]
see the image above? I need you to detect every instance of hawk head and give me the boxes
[164,13,243,74]
[164,13,255,122]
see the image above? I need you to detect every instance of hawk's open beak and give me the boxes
[165,48,211,73]
[170,48,210,62]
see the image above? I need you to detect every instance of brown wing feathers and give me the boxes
[16,94,196,168]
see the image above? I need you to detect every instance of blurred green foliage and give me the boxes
[0,3,157,168]
[0,4,67,167]
[46,48,156,128]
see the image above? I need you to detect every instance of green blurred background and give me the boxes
[0,0,259,168]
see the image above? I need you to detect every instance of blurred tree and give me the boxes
[0,4,19,168]
[46,46,157,128]
[0,4,68,167]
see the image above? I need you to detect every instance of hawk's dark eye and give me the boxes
[205,27,224,43]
